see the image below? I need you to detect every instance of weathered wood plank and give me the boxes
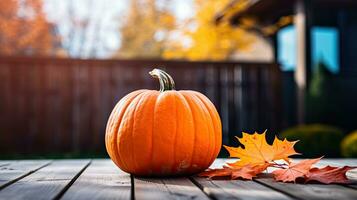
[255,174,357,200]
[193,177,292,200]
[162,178,210,200]
[317,159,357,165]
[215,158,357,198]
[0,160,90,200]
[191,177,237,200]
[0,162,10,168]
[0,160,50,189]
[194,159,291,200]
[209,158,229,168]
[60,159,131,200]
[134,176,209,200]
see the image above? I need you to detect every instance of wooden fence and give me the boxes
[0,57,281,156]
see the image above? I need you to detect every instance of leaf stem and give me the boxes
[272,161,288,169]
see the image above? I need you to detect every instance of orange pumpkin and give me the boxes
[105,68,222,176]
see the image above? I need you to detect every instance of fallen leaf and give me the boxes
[199,164,270,180]
[272,136,300,162]
[306,166,357,184]
[231,166,257,180]
[198,167,232,179]
[201,131,356,184]
[224,131,275,167]
[250,163,272,174]
[272,157,322,182]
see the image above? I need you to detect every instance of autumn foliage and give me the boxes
[199,131,356,184]
[0,0,58,56]
[163,0,254,60]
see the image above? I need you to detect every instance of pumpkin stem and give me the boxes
[149,68,175,92]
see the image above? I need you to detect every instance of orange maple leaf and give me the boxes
[272,157,322,182]
[199,164,270,180]
[198,167,232,179]
[200,131,356,184]
[231,166,258,180]
[272,136,300,162]
[225,131,299,167]
[306,166,357,184]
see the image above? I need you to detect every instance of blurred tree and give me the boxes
[163,0,254,60]
[0,0,60,56]
[116,0,175,58]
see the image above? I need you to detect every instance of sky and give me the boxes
[43,0,194,58]
[42,0,273,61]
[43,0,339,70]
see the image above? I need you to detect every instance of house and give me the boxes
[217,0,357,131]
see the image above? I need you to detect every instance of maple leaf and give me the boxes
[198,164,271,180]
[199,130,357,184]
[198,167,232,179]
[272,136,300,162]
[231,166,257,180]
[250,163,272,174]
[305,166,357,184]
[272,157,322,182]
[225,131,299,167]
[224,131,275,167]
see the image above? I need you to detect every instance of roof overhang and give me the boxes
[219,0,357,26]
[229,0,295,26]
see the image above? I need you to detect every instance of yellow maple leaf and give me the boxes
[224,131,299,167]
[224,131,273,166]
[272,136,300,162]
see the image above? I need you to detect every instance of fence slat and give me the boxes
[0,57,281,155]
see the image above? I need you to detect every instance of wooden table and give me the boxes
[0,159,356,200]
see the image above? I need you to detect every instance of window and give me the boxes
[277,25,296,71]
[312,27,339,73]
[277,25,339,73]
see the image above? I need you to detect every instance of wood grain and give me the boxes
[255,174,357,200]
[134,176,209,200]
[61,159,131,200]
[0,160,89,200]
[0,162,10,168]
[195,159,290,200]
[193,177,291,200]
[0,160,50,189]
[0,159,356,200]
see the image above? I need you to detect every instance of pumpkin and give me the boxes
[105,68,222,176]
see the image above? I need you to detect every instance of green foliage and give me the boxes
[280,124,343,157]
[306,61,339,124]
[341,131,357,158]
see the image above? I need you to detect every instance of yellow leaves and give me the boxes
[272,137,300,161]
[163,0,254,61]
[225,131,274,167]
[199,131,356,184]
[118,0,176,58]
[225,131,299,167]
